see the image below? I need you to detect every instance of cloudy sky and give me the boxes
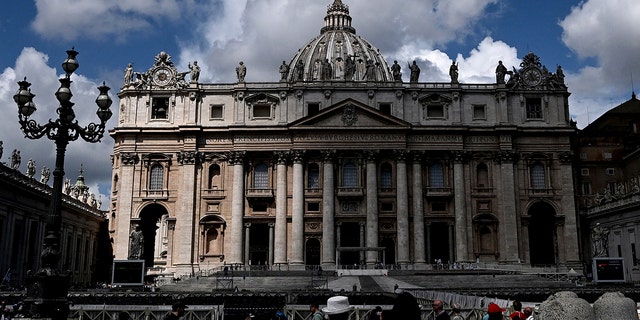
[0,0,638,208]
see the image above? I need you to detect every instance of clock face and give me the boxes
[153,68,172,86]
[522,68,542,87]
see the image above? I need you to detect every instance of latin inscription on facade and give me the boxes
[294,133,405,142]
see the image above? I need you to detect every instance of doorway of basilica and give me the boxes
[139,203,168,269]
[248,223,269,266]
[528,202,557,265]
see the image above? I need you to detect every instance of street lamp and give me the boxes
[12,48,112,320]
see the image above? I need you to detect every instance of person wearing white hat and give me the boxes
[322,296,354,320]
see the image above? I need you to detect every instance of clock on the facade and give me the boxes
[522,67,542,87]
[152,67,172,87]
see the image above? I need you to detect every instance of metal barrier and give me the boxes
[69,304,504,320]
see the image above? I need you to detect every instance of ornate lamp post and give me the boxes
[12,48,112,320]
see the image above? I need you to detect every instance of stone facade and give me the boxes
[576,93,640,282]
[109,0,580,275]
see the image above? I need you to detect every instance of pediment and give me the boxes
[418,93,453,105]
[245,92,280,105]
[290,99,410,129]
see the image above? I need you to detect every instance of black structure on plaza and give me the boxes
[12,48,113,320]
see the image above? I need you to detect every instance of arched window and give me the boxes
[476,163,489,187]
[429,162,444,188]
[307,163,320,188]
[149,164,163,190]
[530,163,546,190]
[380,162,393,189]
[342,161,357,187]
[254,163,269,189]
[208,164,221,189]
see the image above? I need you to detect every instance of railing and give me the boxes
[378,187,396,195]
[203,189,226,198]
[526,188,555,196]
[69,304,505,320]
[143,189,169,199]
[245,188,274,198]
[424,187,452,197]
[472,187,494,194]
[337,187,364,197]
[304,188,322,196]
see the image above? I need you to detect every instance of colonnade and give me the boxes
[225,150,474,268]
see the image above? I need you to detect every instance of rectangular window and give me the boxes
[580,152,587,160]
[530,164,546,190]
[379,103,392,115]
[306,202,320,212]
[604,152,613,159]
[526,98,543,119]
[253,203,268,213]
[607,181,616,192]
[210,104,224,119]
[426,105,445,119]
[431,202,446,212]
[429,163,445,188]
[632,243,637,266]
[308,103,320,117]
[618,245,622,258]
[149,165,164,190]
[151,97,169,119]
[342,162,358,187]
[253,104,271,119]
[472,105,486,120]
[605,168,615,176]
[581,182,591,195]
[581,168,590,176]
[380,202,394,212]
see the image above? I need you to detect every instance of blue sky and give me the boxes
[1,0,639,207]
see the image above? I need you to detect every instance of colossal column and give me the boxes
[365,150,379,264]
[274,151,288,264]
[114,153,139,260]
[498,149,519,262]
[411,152,426,266]
[229,151,246,264]
[174,150,202,269]
[291,150,305,266]
[453,151,468,262]
[395,150,410,264]
[559,151,580,264]
[321,150,336,267]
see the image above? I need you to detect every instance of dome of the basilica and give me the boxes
[286,0,393,82]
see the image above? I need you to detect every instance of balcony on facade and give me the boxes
[526,188,556,197]
[305,188,323,197]
[142,189,169,200]
[245,188,274,199]
[336,187,364,198]
[424,187,453,198]
[378,187,397,196]
[203,188,226,199]
[472,187,494,196]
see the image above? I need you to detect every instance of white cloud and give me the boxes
[31,0,188,41]
[176,0,499,83]
[0,48,115,210]
[560,0,640,127]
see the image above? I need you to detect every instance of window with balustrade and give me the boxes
[149,164,164,190]
[342,161,357,187]
[530,162,546,190]
[254,163,269,189]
